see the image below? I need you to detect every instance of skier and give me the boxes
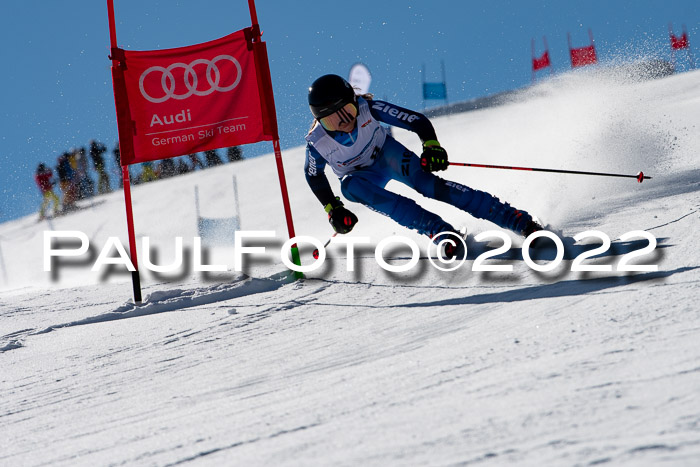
[34,163,61,220]
[304,74,542,258]
[204,149,224,167]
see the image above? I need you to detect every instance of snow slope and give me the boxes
[1,67,699,466]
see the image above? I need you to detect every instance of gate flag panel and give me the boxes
[113,30,271,165]
[568,29,598,68]
[107,0,301,303]
[669,23,695,69]
[421,61,448,107]
[531,36,552,82]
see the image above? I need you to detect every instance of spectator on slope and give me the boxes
[89,139,111,194]
[74,147,94,199]
[176,158,192,175]
[56,153,78,211]
[139,161,157,183]
[226,146,243,162]
[303,74,542,258]
[113,141,123,188]
[204,149,223,167]
[188,153,205,171]
[34,163,61,220]
[157,158,176,179]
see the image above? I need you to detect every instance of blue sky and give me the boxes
[0,1,697,223]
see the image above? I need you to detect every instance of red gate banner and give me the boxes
[111,28,274,165]
[570,45,597,68]
[532,51,551,71]
[671,32,689,50]
[108,0,300,304]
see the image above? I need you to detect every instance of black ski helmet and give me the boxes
[308,74,356,119]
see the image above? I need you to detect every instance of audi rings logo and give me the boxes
[139,55,242,103]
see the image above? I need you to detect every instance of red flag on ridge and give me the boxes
[532,51,551,71]
[531,37,552,82]
[671,32,689,50]
[570,45,597,67]
[568,30,598,68]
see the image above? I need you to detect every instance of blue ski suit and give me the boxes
[304,97,533,238]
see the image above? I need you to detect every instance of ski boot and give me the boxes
[522,218,544,237]
[441,230,468,260]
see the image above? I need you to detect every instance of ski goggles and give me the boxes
[318,103,358,132]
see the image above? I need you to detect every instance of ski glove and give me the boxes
[325,197,358,234]
[420,140,449,173]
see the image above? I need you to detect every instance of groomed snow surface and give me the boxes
[1,68,699,466]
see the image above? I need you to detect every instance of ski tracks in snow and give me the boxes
[0,271,294,354]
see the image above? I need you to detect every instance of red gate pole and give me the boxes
[108,0,142,303]
[121,167,142,303]
[247,0,303,278]
[248,0,259,24]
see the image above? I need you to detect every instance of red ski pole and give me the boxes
[449,162,651,183]
[312,232,338,260]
